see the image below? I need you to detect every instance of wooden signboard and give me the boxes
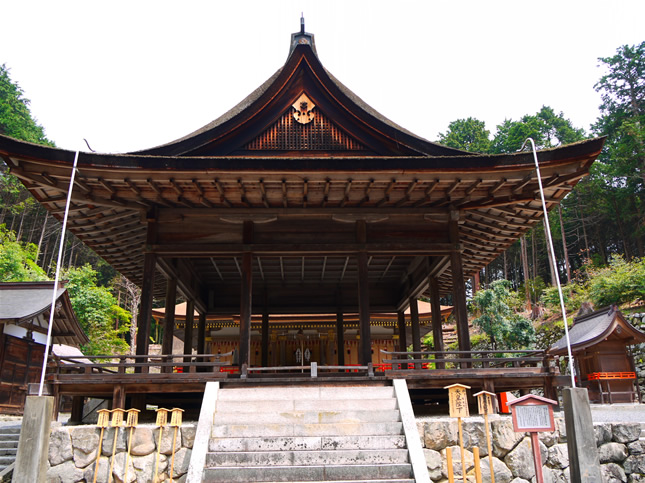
[445,383,470,418]
[507,394,556,433]
[507,394,557,483]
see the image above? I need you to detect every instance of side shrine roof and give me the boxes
[549,306,645,355]
[0,282,89,347]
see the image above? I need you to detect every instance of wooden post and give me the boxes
[336,304,345,366]
[113,384,125,410]
[396,311,407,369]
[184,299,194,370]
[136,214,157,364]
[197,311,206,371]
[162,277,177,373]
[239,221,254,368]
[445,383,470,483]
[409,297,421,369]
[449,211,471,363]
[357,251,372,366]
[70,396,84,423]
[429,276,445,369]
[356,221,372,366]
[261,287,269,367]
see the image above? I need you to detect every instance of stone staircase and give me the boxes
[201,383,419,482]
[0,426,20,481]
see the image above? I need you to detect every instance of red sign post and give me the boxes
[507,394,557,483]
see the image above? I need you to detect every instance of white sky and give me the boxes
[1,1,643,153]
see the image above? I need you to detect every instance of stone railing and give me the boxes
[418,416,645,482]
[46,422,195,482]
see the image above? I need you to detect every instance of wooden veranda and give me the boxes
[4,23,601,412]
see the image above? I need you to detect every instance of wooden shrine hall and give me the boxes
[0,23,604,405]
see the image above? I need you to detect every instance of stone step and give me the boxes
[0,428,19,436]
[0,449,16,456]
[206,449,410,467]
[202,463,413,482]
[259,481,414,483]
[218,386,395,402]
[213,409,401,425]
[209,435,406,452]
[212,421,404,438]
[0,456,14,466]
[216,398,398,412]
[0,440,19,448]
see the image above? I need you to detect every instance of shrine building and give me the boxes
[0,22,604,408]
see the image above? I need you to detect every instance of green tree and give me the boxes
[0,225,47,282]
[0,64,53,145]
[469,280,535,350]
[437,117,492,153]
[63,264,130,356]
[491,106,585,154]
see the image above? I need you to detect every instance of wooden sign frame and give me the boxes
[507,394,557,433]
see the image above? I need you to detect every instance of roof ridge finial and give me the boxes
[300,13,305,34]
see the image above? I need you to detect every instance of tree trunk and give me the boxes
[558,204,572,283]
[610,196,632,259]
[36,212,48,261]
[577,198,590,258]
[520,235,531,308]
[543,217,558,286]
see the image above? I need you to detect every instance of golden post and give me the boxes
[92,409,111,483]
[474,390,497,483]
[169,408,185,483]
[154,408,169,483]
[444,384,470,483]
[107,408,125,483]
[123,408,140,483]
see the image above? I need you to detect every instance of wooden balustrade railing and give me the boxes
[380,349,554,371]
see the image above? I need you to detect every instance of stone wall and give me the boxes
[418,416,645,482]
[46,422,195,483]
[627,313,645,396]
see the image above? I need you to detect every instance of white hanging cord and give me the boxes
[38,150,80,396]
[520,138,576,388]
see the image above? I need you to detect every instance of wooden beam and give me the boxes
[449,211,471,361]
[261,288,269,367]
[239,221,254,368]
[397,311,407,353]
[148,242,460,257]
[184,299,195,367]
[356,220,371,366]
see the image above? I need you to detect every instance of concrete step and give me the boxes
[218,386,395,402]
[206,449,409,466]
[216,398,398,412]
[209,435,406,452]
[213,409,401,425]
[0,449,16,457]
[0,457,14,466]
[212,421,404,438]
[0,428,20,436]
[0,441,18,448]
[202,463,413,482]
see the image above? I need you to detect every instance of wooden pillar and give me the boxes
[396,311,407,352]
[162,277,177,373]
[70,396,84,423]
[184,299,194,370]
[336,308,345,366]
[239,223,254,368]
[356,220,372,366]
[396,311,407,370]
[429,275,445,369]
[197,311,206,371]
[409,298,422,369]
[135,216,157,366]
[261,288,269,367]
[113,384,126,410]
[449,210,471,362]
[357,251,372,365]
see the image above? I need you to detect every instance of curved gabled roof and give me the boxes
[550,306,645,355]
[131,42,473,158]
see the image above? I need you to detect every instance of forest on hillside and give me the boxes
[1,41,643,354]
